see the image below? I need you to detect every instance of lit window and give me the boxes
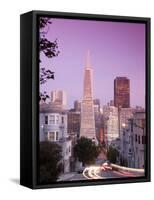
[48,132,55,141]
[49,115,55,124]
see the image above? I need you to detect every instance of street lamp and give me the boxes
[122,123,126,128]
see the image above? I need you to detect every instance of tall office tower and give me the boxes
[114,77,130,108]
[67,110,80,136]
[109,100,114,106]
[93,98,101,113]
[51,90,67,108]
[103,105,119,146]
[93,98,102,141]
[80,51,97,143]
[74,100,81,112]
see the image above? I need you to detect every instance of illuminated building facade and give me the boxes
[80,51,97,143]
[114,77,130,108]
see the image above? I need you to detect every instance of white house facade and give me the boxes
[39,106,72,173]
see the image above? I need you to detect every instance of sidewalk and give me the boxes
[58,172,76,181]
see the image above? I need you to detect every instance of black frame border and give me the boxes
[20,10,151,189]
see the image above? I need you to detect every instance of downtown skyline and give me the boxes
[40,18,146,108]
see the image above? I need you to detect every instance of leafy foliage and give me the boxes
[74,137,99,166]
[39,38,59,58]
[40,68,54,85]
[39,141,62,184]
[39,17,52,29]
[39,17,60,102]
[120,156,128,167]
[39,91,50,102]
[107,146,119,164]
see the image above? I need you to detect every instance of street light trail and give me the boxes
[83,166,104,179]
[82,168,93,179]
[89,166,102,179]
[112,170,136,177]
[82,164,144,180]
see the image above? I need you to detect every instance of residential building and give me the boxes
[120,109,145,169]
[39,104,72,173]
[133,110,145,168]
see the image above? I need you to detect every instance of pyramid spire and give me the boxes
[81,50,97,144]
[86,50,91,67]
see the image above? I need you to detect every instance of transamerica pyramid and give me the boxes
[80,51,97,144]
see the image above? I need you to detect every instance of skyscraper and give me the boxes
[74,100,81,112]
[93,99,101,113]
[51,90,67,109]
[114,77,130,108]
[80,51,97,143]
[67,110,80,136]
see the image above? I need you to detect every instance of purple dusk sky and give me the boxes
[40,18,145,109]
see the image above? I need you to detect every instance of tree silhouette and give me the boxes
[74,137,99,166]
[39,17,60,102]
[39,141,62,184]
[107,145,119,164]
